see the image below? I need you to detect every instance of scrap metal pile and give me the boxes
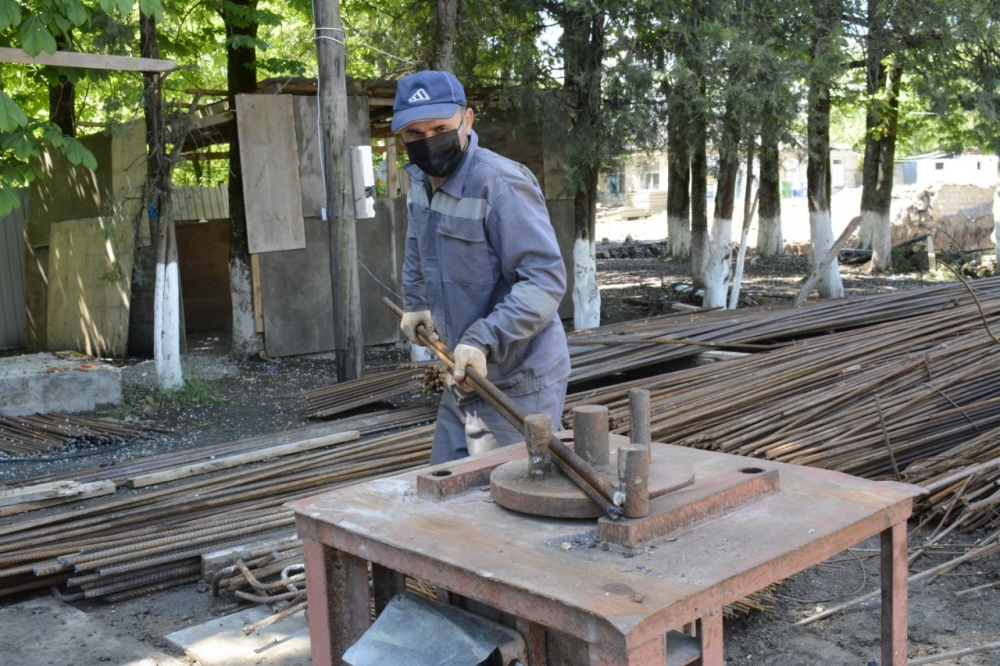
[2,277,1000,613]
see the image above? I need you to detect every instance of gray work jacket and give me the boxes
[402,130,570,396]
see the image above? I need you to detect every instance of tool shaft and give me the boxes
[384,297,624,518]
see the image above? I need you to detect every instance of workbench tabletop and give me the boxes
[288,443,924,652]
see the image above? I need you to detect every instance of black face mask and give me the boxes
[405,124,466,178]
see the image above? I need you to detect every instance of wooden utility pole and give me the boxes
[312,0,363,381]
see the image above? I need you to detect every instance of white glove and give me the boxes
[452,344,487,391]
[400,310,435,346]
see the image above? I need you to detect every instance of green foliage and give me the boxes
[0,0,167,215]
[0,91,29,132]
[19,15,57,56]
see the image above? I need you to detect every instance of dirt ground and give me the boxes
[3,217,1000,665]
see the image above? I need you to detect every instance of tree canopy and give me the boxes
[2,0,999,220]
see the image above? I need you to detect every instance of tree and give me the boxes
[806,0,845,298]
[854,0,902,272]
[555,0,607,329]
[431,0,457,71]
[223,0,266,360]
[141,13,183,388]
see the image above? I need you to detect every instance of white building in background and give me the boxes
[894,151,998,189]
[778,143,862,197]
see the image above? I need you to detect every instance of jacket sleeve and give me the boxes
[460,165,566,363]
[402,193,430,313]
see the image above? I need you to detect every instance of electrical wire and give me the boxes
[358,261,402,300]
[0,436,142,463]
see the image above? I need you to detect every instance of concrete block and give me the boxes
[166,606,310,666]
[0,352,121,416]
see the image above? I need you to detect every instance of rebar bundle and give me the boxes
[566,276,1000,383]
[297,365,431,418]
[0,426,433,600]
[0,414,151,456]
[565,295,1000,509]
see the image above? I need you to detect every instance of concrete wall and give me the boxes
[0,189,28,349]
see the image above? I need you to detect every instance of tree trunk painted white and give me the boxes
[229,253,264,360]
[573,237,600,330]
[757,214,783,257]
[153,221,183,389]
[809,209,844,299]
[870,210,892,272]
[667,214,691,259]
[700,216,732,309]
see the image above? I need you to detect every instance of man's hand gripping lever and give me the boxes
[452,344,487,392]
[400,310,437,346]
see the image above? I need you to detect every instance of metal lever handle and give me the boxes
[384,297,624,519]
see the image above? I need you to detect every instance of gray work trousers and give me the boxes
[430,381,568,465]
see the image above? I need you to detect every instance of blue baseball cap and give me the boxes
[391,70,467,132]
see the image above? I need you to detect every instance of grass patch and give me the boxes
[145,375,228,411]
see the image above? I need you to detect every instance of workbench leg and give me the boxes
[301,537,371,666]
[588,635,665,665]
[881,523,909,666]
[697,610,724,666]
[515,618,547,666]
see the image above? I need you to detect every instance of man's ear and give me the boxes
[463,107,475,133]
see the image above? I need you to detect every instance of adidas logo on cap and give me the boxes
[408,88,431,103]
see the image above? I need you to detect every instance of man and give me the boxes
[393,70,571,465]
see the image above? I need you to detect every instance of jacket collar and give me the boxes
[403,130,480,198]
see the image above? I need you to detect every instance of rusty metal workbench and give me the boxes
[288,440,924,666]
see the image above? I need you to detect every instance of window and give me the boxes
[935,162,945,170]
[978,162,982,170]
[644,173,660,189]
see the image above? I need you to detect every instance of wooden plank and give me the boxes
[126,430,360,488]
[0,480,83,507]
[46,217,134,357]
[250,252,264,333]
[235,95,306,253]
[0,480,116,516]
[0,46,175,72]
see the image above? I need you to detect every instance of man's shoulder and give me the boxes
[467,146,539,191]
